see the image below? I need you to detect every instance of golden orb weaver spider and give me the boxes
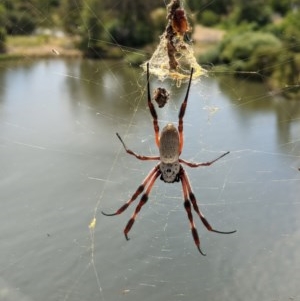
[102,63,236,255]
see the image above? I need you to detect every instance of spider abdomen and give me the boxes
[159,123,180,163]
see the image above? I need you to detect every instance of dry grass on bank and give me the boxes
[1,25,224,60]
[4,35,82,59]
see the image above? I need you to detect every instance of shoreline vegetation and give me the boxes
[1,24,223,62]
[1,35,82,60]
[0,0,299,98]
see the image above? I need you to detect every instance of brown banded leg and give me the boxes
[180,169,205,255]
[101,165,160,216]
[116,133,160,161]
[178,67,194,154]
[182,169,236,235]
[179,151,230,167]
[124,168,161,240]
[146,63,160,148]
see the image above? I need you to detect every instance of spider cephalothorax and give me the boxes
[102,63,236,255]
[159,161,181,183]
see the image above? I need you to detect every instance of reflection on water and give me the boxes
[0,59,299,301]
[218,75,300,148]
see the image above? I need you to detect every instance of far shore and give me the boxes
[1,35,82,60]
[0,25,223,60]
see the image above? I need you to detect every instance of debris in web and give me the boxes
[141,0,205,83]
[153,87,170,108]
[89,217,96,230]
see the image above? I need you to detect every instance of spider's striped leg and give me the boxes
[101,165,159,216]
[178,67,194,154]
[124,168,161,240]
[180,169,206,256]
[182,169,236,235]
[179,151,230,167]
[116,133,160,161]
[146,63,160,148]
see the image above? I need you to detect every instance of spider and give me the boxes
[102,63,236,255]
[171,8,190,35]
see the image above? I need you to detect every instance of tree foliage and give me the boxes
[187,0,233,15]
[0,3,6,52]
[218,31,282,76]
[62,0,83,34]
[80,0,105,58]
[279,9,300,52]
[230,0,272,27]
[1,0,62,34]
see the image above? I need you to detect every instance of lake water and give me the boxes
[0,59,299,301]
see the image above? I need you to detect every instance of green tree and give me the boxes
[108,0,155,47]
[3,0,37,34]
[187,0,233,15]
[80,0,105,58]
[279,9,300,52]
[218,31,282,77]
[268,0,292,15]
[230,0,272,27]
[62,0,83,34]
[187,0,234,24]
[0,3,7,53]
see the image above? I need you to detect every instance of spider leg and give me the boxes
[180,170,206,256]
[146,63,160,148]
[178,67,194,154]
[179,151,230,167]
[123,168,161,240]
[116,133,160,161]
[182,169,236,235]
[101,165,160,216]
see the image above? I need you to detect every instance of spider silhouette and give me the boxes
[102,63,236,255]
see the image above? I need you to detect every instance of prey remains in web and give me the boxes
[102,63,236,255]
[153,87,170,108]
[141,0,205,84]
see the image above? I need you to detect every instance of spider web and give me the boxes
[0,1,300,301]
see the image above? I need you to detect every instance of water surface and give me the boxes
[0,59,299,301]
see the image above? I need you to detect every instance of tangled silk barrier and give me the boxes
[141,0,205,83]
